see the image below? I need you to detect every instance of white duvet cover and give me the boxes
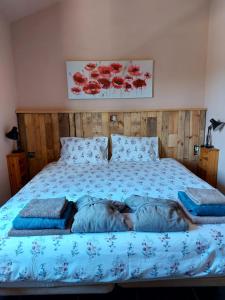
[0,158,225,285]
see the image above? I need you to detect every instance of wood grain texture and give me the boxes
[17,109,206,178]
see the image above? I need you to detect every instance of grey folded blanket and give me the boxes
[186,188,225,205]
[124,195,188,232]
[8,228,71,237]
[19,197,67,218]
[178,200,225,224]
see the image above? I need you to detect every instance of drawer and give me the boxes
[19,158,27,171]
[200,156,208,161]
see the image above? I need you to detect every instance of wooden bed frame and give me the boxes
[17,108,206,179]
[1,277,225,296]
[3,107,222,295]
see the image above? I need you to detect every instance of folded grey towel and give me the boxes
[186,188,225,205]
[8,228,71,237]
[178,200,225,224]
[19,197,67,218]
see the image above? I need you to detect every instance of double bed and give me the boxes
[1,158,225,294]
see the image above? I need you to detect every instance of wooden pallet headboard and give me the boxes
[17,109,206,178]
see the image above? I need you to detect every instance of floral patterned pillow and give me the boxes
[110,134,159,162]
[60,137,108,165]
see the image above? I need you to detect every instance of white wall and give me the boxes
[12,0,210,111]
[205,0,225,192]
[0,13,17,204]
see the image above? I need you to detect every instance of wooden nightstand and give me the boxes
[198,147,219,187]
[7,152,29,196]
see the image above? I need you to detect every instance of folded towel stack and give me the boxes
[178,188,225,224]
[9,197,75,237]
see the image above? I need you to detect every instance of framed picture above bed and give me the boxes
[66,60,154,99]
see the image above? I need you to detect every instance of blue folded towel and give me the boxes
[178,192,225,216]
[13,201,75,230]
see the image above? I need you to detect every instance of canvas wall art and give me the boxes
[66,60,153,99]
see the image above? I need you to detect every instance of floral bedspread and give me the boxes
[1,158,225,285]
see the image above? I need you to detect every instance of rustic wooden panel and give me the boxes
[177,111,186,161]
[69,113,75,137]
[189,110,201,161]
[101,112,109,136]
[82,112,93,137]
[130,113,141,136]
[140,112,148,136]
[146,117,157,137]
[74,113,83,137]
[17,114,27,153]
[124,113,131,136]
[161,112,169,157]
[184,111,191,161]
[200,110,206,146]
[92,112,104,136]
[51,113,60,159]
[44,114,55,163]
[17,109,206,179]
[58,113,70,137]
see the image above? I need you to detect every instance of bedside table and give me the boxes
[6,152,29,196]
[198,147,219,187]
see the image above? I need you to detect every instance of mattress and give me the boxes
[1,158,225,285]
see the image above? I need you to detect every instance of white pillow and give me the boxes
[111,134,159,162]
[60,137,108,165]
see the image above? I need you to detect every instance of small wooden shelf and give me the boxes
[198,147,219,187]
[7,152,29,196]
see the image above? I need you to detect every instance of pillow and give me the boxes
[125,195,188,232]
[71,196,129,233]
[110,134,159,162]
[59,136,108,165]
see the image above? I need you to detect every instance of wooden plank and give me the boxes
[16,108,207,113]
[124,113,131,136]
[58,113,70,137]
[168,111,178,158]
[130,113,141,136]
[82,112,93,137]
[177,111,185,161]
[156,111,163,137]
[69,113,75,137]
[147,117,157,137]
[200,110,206,146]
[17,114,27,153]
[189,110,200,161]
[161,112,169,157]
[168,134,178,148]
[75,113,83,137]
[39,114,48,166]
[101,112,109,136]
[92,112,103,136]
[24,114,35,152]
[51,113,60,159]
[184,111,190,161]
[44,114,54,162]
[140,112,148,136]
[156,111,163,157]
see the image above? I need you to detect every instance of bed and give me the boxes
[1,158,225,294]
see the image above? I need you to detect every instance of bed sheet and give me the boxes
[1,158,225,285]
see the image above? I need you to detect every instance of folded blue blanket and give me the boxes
[13,201,75,230]
[178,192,225,216]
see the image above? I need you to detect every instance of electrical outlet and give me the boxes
[27,152,35,158]
[194,145,200,156]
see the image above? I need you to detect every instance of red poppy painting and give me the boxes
[66,60,153,99]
